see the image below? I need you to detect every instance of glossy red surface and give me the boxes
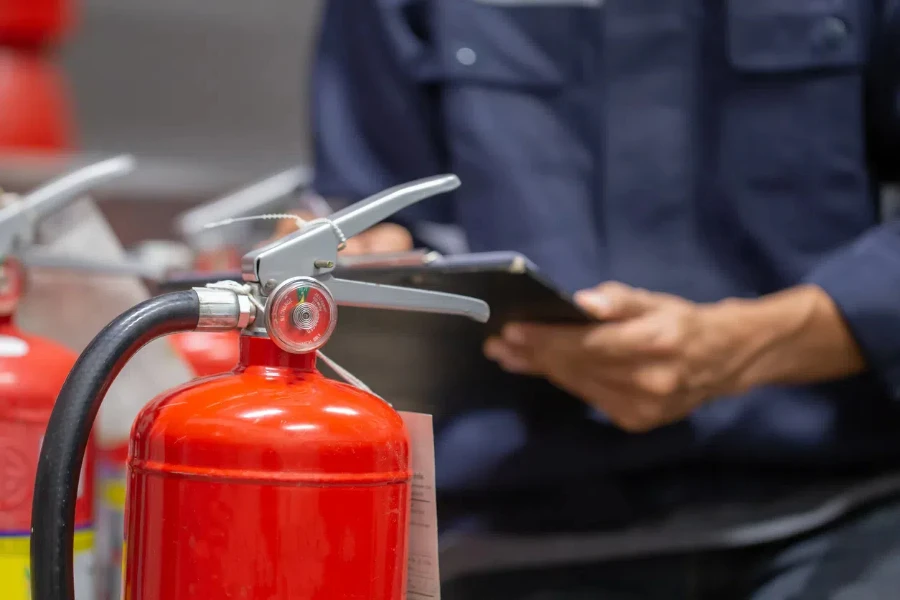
[0,317,93,531]
[0,0,71,47]
[124,335,412,599]
[168,330,240,377]
[0,50,72,151]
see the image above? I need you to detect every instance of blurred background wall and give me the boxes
[55,0,323,242]
[63,0,321,175]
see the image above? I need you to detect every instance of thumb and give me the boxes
[574,282,657,320]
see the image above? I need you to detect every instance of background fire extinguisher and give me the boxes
[167,167,310,378]
[31,174,489,600]
[0,0,74,152]
[0,156,134,599]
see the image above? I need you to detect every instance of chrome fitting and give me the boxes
[193,287,256,331]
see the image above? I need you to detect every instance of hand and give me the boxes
[268,210,413,256]
[482,283,759,432]
[484,282,866,433]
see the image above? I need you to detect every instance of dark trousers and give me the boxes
[441,497,900,599]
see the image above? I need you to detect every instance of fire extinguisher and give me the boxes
[0,48,72,152]
[0,0,72,48]
[0,155,135,599]
[31,174,488,600]
[167,167,312,378]
[90,168,312,600]
[0,0,74,153]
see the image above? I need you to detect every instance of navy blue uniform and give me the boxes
[310,0,900,580]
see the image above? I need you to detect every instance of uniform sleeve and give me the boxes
[805,224,900,398]
[310,0,454,228]
[810,2,900,397]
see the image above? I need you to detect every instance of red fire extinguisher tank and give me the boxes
[124,334,411,599]
[0,0,72,47]
[0,49,73,152]
[0,260,94,596]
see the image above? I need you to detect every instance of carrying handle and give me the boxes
[243,174,489,323]
[327,174,459,240]
[0,155,136,259]
[244,175,459,284]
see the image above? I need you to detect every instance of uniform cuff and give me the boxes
[805,231,900,399]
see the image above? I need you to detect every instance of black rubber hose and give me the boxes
[31,290,201,600]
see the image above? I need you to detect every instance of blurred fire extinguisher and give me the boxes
[30,174,487,600]
[168,166,312,376]
[0,156,135,599]
[0,0,74,152]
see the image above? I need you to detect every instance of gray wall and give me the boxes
[55,0,322,242]
[61,0,322,179]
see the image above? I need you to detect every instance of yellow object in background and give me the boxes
[0,529,94,600]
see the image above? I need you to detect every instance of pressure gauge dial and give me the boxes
[264,277,338,354]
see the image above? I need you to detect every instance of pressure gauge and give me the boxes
[264,277,338,353]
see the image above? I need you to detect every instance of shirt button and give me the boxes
[813,16,849,52]
[456,47,477,66]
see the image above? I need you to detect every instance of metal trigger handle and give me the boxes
[246,173,489,352]
[323,276,489,323]
[0,155,136,259]
[243,174,461,286]
[327,174,460,240]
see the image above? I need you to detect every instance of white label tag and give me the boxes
[17,199,195,446]
[399,411,441,600]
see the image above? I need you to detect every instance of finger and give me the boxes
[500,324,594,366]
[502,318,672,362]
[365,223,414,253]
[488,337,671,433]
[574,282,659,321]
[540,369,641,428]
[581,316,681,358]
[272,210,316,239]
[339,224,414,256]
[339,236,370,256]
[483,338,545,375]
[273,219,299,238]
[548,373,667,433]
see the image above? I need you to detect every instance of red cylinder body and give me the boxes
[124,335,412,599]
[0,0,71,47]
[0,49,72,151]
[0,262,94,597]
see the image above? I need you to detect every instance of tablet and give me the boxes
[332,251,593,334]
[323,252,591,414]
